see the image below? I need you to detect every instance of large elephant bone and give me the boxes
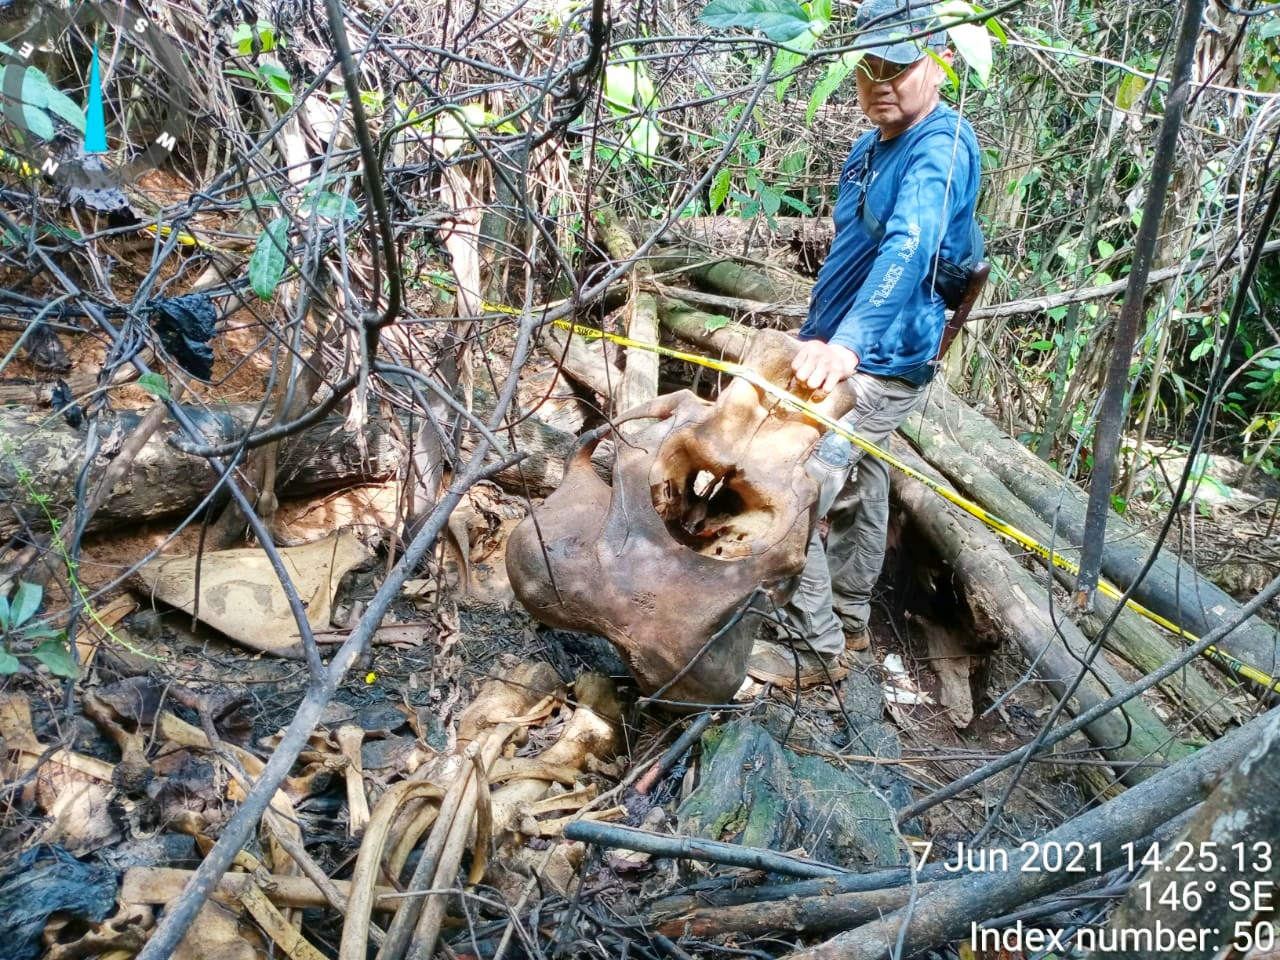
[506,330,855,706]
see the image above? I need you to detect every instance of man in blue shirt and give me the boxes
[748,0,982,687]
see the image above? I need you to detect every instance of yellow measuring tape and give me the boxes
[549,318,1280,696]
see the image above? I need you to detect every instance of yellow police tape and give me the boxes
[549,318,1280,696]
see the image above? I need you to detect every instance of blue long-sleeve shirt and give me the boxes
[800,104,981,382]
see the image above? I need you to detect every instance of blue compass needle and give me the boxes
[85,40,107,153]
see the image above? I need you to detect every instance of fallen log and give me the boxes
[0,391,575,538]
[1100,708,1280,959]
[782,706,1278,960]
[658,299,757,361]
[658,882,933,940]
[888,439,1190,780]
[599,211,660,420]
[566,821,850,880]
[643,243,815,305]
[900,408,1239,735]
[920,387,1280,679]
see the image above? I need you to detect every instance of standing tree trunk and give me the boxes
[1077,0,1207,605]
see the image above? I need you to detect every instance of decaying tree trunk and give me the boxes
[919,387,1280,679]
[0,392,575,538]
[888,439,1189,779]
[781,707,1276,960]
[1100,708,1280,959]
[599,210,660,421]
[899,407,1239,735]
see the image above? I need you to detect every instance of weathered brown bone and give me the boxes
[507,330,855,705]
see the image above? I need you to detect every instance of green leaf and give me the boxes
[604,64,640,113]
[774,30,818,100]
[14,69,54,141]
[807,54,857,124]
[249,217,290,300]
[759,184,782,216]
[231,20,279,55]
[1096,239,1115,258]
[1116,72,1146,111]
[779,193,813,215]
[137,372,171,400]
[0,594,11,632]
[258,62,294,104]
[699,0,814,42]
[299,191,361,225]
[623,118,661,167]
[34,639,77,678]
[240,191,282,209]
[24,70,86,134]
[0,648,19,674]
[708,168,732,214]
[1028,339,1054,351]
[780,150,806,175]
[935,1,992,84]
[703,314,730,332]
[10,581,41,629]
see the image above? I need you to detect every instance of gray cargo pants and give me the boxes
[783,372,926,656]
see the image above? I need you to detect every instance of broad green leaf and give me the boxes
[604,64,640,113]
[1116,72,1146,111]
[807,54,857,124]
[299,191,361,225]
[1096,239,1115,258]
[935,2,992,80]
[635,72,658,110]
[24,70,86,133]
[14,69,55,141]
[946,21,991,83]
[240,191,282,209]
[258,62,294,104]
[623,118,661,167]
[1028,339,1054,351]
[249,217,290,300]
[699,0,814,42]
[138,372,171,400]
[11,581,41,629]
[0,594,11,632]
[0,648,19,674]
[709,168,732,213]
[780,149,806,175]
[760,184,782,216]
[779,193,813,214]
[703,314,730,332]
[34,639,77,678]
[231,20,279,55]
[774,30,818,100]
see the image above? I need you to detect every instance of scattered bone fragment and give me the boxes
[336,724,371,836]
[133,530,371,656]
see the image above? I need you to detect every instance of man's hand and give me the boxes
[792,340,859,396]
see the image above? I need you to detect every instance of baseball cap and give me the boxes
[855,0,948,65]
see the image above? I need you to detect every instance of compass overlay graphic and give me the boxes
[0,0,195,190]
